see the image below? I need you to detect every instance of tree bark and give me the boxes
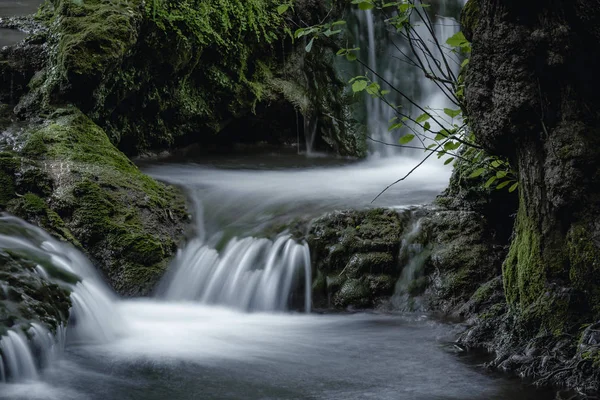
[464,0,600,331]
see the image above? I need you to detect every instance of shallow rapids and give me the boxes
[1,304,554,400]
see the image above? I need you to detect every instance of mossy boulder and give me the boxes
[306,208,409,308]
[1,107,187,296]
[8,0,365,157]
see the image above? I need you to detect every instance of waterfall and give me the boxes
[0,215,123,382]
[391,218,430,310]
[159,235,312,313]
[348,1,464,156]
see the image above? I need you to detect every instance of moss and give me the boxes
[502,197,545,307]
[519,289,573,337]
[568,224,600,315]
[333,278,371,308]
[20,108,186,294]
[8,193,80,246]
[0,153,18,208]
[460,0,480,42]
[120,233,165,266]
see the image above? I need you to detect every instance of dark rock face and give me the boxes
[2,0,365,158]
[0,249,71,337]
[304,206,504,313]
[459,0,600,393]
[465,0,600,314]
[419,209,506,315]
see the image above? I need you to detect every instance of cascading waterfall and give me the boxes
[160,235,312,313]
[0,211,313,383]
[349,1,464,156]
[0,215,122,382]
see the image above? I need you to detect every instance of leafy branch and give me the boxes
[277,0,518,198]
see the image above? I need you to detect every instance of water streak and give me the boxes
[0,215,122,382]
[160,235,311,312]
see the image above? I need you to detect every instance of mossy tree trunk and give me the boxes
[464,0,600,332]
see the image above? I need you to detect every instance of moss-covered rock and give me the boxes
[1,108,187,296]
[0,249,72,337]
[7,0,365,157]
[305,208,410,309]
[418,209,506,314]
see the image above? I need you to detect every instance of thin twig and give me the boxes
[371,142,444,203]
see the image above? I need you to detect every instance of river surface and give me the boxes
[0,0,43,48]
[0,304,553,400]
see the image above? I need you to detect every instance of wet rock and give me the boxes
[306,208,410,309]
[0,249,71,337]
[1,108,188,296]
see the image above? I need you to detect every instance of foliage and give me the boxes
[278,0,517,197]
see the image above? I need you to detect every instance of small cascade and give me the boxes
[303,113,318,156]
[0,330,37,382]
[0,215,123,383]
[160,235,312,312]
[391,219,430,310]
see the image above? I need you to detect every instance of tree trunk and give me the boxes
[464,0,600,332]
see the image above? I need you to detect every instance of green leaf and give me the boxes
[444,141,461,151]
[426,143,437,150]
[443,108,461,118]
[415,113,430,123]
[496,170,508,179]
[358,2,374,10]
[509,182,519,193]
[423,122,431,131]
[305,37,314,53]
[388,123,403,131]
[461,58,470,68]
[381,90,390,95]
[346,53,357,61]
[399,134,415,145]
[496,181,511,190]
[469,167,486,178]
[332,20,346,26]
[444,157,455,165]
[484,176,497,188]
[366,82,381,95]
[352,80,368,93]
[336,48,346,56]
[491,160,502,168]
[446,31,468,48]
[323,29,342,37]
[277,4,290,14]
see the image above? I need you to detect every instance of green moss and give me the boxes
[568,224,600,315]
[0,153,18,208]
[460,0,480,41]
[120,233,165,265]
[503,197,544,307]
[8,193,81,246]
[333,278,371,308]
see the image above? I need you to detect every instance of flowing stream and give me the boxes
[0,153,554,400]
[0,1,556,399]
